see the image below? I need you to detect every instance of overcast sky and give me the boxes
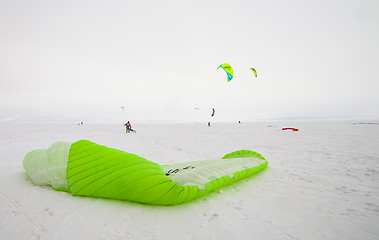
[1,0,378,123]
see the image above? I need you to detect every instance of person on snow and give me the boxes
[124,121,132,133]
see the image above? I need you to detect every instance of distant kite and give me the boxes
[120,106,125,111]
[217,63,234,82]
[250,68,257,77]
[211,108,215,117]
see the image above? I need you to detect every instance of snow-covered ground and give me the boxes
[0,120,378,240]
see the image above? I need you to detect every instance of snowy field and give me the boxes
[0,120,378,240]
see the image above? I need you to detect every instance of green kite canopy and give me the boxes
[24,140,268,205]
[217,63,234,82]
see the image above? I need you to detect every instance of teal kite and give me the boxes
[250,68,257,77]
[23,140,268,205]
[217,63,234,82]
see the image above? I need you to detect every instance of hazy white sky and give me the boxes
[1,0,378,123]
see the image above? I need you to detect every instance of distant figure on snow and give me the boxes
[124,121,135,133]
[124,121,132,133]
[208,122,211,127]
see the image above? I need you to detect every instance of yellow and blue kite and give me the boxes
[250,68,257,77]
[217,63,234,82]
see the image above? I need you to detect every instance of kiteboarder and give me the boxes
[124,121,132,133]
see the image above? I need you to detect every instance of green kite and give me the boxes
[23,140,268,205]
[217,63,234,82]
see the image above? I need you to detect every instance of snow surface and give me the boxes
[0,120,378,240]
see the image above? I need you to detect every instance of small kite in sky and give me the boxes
[211,108,215,117]
[249,68,257,77]
[217,63,234,82]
